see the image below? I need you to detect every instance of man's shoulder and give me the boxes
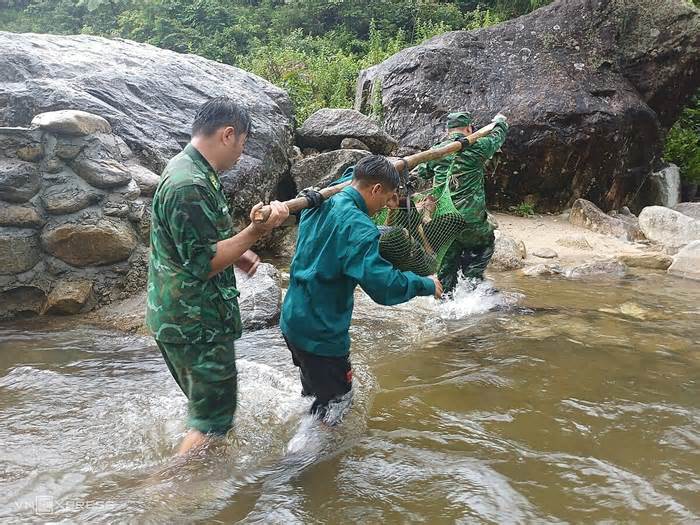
[161,150,210,191]
[153,154,213,206]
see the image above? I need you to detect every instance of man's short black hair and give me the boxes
[352,155,399,191]
[192,96,251,137]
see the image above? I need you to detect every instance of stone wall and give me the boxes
[0,110,157,319]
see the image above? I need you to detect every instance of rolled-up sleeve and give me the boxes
[343,230,435,305]
[163,185,219,281]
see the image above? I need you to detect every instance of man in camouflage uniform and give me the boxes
[416,111,508,294]
[146,97,289,455]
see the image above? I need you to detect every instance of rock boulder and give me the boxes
[638,206,700,250]
[569,199,645,241]
[668,240,700,281]
[297,109,398,155]
[0,31,295,223]
[235,263,282,330]
[675,202,700,220]
[488,233,525,271]
[0,228,41,275]
[41,218,139,267]
[31,110,111,136]
[291,149,370,191]
[355,0,700,212]
[0,158,41,203]
[45,279,95,315]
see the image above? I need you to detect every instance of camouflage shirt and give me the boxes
[417,121,508,224]
[145,143,242,344]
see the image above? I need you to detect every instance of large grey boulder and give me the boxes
[235,263,282,330]
[569,199,645,241]
[291,149,370,191]
[0,31,295,222]
[355,0,700,212]
[488,233,525,271]
[297,109,398,155]
[668,240,700,281]
[41,218,139,267]
[675,202,700,220]
[638,206,700,250]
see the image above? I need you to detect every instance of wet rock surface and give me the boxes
[355,0,700,212]
[291,149,370,191]
[236,263,283,330]
[0,32,295,223]
[297,109,397,155]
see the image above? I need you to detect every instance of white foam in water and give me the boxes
[437,277,520,320]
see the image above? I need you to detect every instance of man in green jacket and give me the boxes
[417,111,508,294]
[280,155,443,424]
[146,97,289,455]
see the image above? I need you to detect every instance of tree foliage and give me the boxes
[0,0,539,121]
[0,0,695,178]
[664,93,700,184]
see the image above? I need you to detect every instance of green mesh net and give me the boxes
[373,177,467,276]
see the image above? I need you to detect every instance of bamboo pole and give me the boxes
[252,122,497,223]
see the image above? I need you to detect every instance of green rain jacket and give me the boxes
[280,169,436,357]
[417,121,509,227]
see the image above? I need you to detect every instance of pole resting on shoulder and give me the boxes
[456,136,473,150]
[252,121,499,223]
[298,187,324,208]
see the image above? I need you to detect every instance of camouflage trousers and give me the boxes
[156,339,238,435]
[438,222,495,294]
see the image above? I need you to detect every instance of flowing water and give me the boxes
[1,269,699,523]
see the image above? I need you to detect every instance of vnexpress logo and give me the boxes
[35,496,54,515]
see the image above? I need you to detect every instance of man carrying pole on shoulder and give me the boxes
[416,112,509,294]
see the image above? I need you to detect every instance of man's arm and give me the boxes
[165,186,287,280]
[469,117,509,161]
[343,230,441,304]
[209,201,288,277]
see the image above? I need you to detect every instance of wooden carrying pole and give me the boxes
[253,122,497,223]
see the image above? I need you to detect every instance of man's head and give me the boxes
[191,97,251,172]
[446,111,474,136]
[351,155,400,215]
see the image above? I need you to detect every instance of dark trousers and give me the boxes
[438,228,495,294]
[283,336,352,422]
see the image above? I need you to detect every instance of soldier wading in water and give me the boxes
[146,97,289,455]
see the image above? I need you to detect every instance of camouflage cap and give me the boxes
[446,111,473,129]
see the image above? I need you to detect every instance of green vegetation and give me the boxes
[0,0,695,169]
[663,93,700,184]
[0,0,548,121]
[510,202,536,217]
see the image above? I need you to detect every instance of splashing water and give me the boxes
[1,270,699,523]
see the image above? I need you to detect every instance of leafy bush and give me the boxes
[663,93,700,184]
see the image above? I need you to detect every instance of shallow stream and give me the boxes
[1,270,698,523]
